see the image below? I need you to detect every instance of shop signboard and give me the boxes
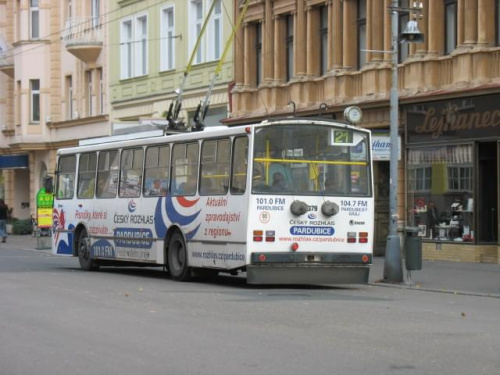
[406,94,500,144]
[371,133,401,161]
[36,188,53,228]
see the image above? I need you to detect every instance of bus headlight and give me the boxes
[321,201,339,217]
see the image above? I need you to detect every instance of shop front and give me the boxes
[405,94,500,263]
[372,132,401,256]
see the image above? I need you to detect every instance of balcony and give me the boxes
[63,17,103,65]
[0,36,14,78]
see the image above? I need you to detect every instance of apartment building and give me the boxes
[0,0,109,220]
[108,0,234,133]
[228,0,500,263]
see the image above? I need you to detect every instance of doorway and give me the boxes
[477,142,498,243]
[374,161,390,255]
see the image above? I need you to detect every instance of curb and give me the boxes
[369,281,500,299]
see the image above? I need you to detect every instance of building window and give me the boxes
[120,15,148,79]
[208,0,222,61]
[66,75,73,120]
[445,0,457,55]
[408,166,432,193]
[407,145,474,241]
[98,68,103,115]
[190,0,204,64]
[86,70,93,117]
[255,22,262,86]
[320,6,328,75]
[30,79,40,124]
[136,15,148,76]
[66,0,73,19]
[448,165,473,192]
[16,80,21,125]
[161,6,175,71]
[398,0,409,63]
[357,0,366,69]
[120,19,133,79]
[30,0,40,40]
[91,0,100,27]
[188,0,220,64]
[285,15,294,81]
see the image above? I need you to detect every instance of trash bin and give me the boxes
[404,227,422,271]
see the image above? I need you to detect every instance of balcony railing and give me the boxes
[62,17,103,64]
[63,17,103,46]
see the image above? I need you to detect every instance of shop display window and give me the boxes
[407,144,474,242]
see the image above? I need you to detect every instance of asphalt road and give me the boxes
[1,247,499,375]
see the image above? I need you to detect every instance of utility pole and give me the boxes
[383,1,424,283]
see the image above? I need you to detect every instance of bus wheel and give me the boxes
[78,230,99,271]
[167,232,191,281]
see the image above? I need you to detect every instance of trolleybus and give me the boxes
[52,117,374,284]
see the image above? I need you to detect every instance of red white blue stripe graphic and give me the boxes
[155,195,201,240]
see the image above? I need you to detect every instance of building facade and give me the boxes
[0,0,110,220]
[228,0,500,263]
[108,0,234,133]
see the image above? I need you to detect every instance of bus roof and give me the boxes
[58,119,370,155]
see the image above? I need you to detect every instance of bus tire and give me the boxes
[167,232,191,281]
[78,230,99,271]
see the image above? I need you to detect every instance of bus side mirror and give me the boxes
[44,177,54,194]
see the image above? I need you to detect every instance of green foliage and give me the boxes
[12,219,33,235]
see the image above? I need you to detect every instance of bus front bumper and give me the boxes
[246,252,372,285]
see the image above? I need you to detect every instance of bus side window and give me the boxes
[97,150,119,198]
[119,148,144,198]
[144,145,170,197]
[171,143,199,196]
[77,153,97,199]
[200,139,230,196]
[230,136,248,195]
[56,155,76,199]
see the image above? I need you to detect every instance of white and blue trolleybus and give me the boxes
[52,115,374,285]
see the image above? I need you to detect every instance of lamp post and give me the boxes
[383,1,424,283]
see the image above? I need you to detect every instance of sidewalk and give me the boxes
[1,234,39,250]
[370,256,500,298]
[3,235,500,297]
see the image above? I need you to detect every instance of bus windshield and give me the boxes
[252,124,371,196]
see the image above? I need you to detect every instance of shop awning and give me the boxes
[0,155,29,169]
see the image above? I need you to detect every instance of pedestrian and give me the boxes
[0,199,9,243]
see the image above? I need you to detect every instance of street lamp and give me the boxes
[383,1,424,283]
